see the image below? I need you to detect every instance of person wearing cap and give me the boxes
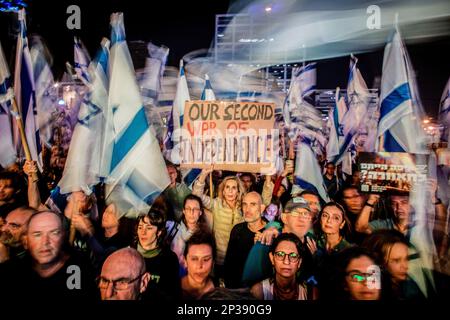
[241,197,316,287]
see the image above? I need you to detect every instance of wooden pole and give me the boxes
[10,97,39,182]
[69,200,79,246]
[209,171,213,200]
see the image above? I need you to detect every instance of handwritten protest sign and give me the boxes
[358,152,428,194]
[179,101,277,173]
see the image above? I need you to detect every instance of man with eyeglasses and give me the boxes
[241,197,315,287]
[98,247,151,300]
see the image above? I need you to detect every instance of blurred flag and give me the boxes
[331,55,370,168]
[164,59,190,163]
[377,27,428,153]
[74,37,91,85]
[14,9,42,170]
[104,13,170,217]
[0,40,16,167]
[200,74,216,100]
[140,42,169,105]
[30,35,55,148]
[58,38,110,195]
[182,73,217,187]
[294,139,330,203]
[326,87,347,162]
[438,77,450,142]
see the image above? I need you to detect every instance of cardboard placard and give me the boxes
[179,101,277,173]
[358,152,428,194]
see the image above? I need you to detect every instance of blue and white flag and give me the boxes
[332,54,370,171]
[294,139,330,203]
[182,73,216,186]
[377,28,428,153]
[326,87,347,162]
[164,59,190,163]
[104,13,170,217]
[200,74,216,101]
[140,42,169,105]
[14,9,42,170]
[58,38,110,195]
[0,41,16,167]
[30,35,55,148]
[74,37,91,85]
[438,77,450,143]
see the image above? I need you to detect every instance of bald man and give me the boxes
[0,206,36,263]
[99,248,150,300]
[2,211,97,301]
[224,191,267,288]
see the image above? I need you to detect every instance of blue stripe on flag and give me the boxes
[0,76,11,95]
[110,107,148,172]
[294,177,322,200]
[380,82,411,120]
[384,130,406,152]
[183,168,201,186]
[141,88,158,99]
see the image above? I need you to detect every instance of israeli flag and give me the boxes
[294,139,330,203]
[200,74,216,100]
[30,35,55,148]
[164,59,190,163]
[377,28,427,153]
[74,37,91,85]
[438,77,450,142]
[140,42,169,105]
[14,9,42,170]
[104,13,170,217]
[58,38,110,195]
[326,87,347,163]
[0,41,16,167]
[182,73,217,187]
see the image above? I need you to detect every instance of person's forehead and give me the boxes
[391,195,409,201]
[167,166,177,173]
[185,199,201,208]
[0,179,13,187]
[323,206,343,215]
[188,244,213,256]
[28,213,61,231]
[102,257,136,278]
[388,242,409,257]
[275,240,298,253]
[290,207,310,214]
[343,188,359,196]
[225,180,238,187]
[302,194,319,202]
[7,210,32,223]
[346,256,374,271]
[243,193,260,203]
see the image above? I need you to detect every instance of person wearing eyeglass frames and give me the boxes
[98,247,151,300]
[250,233,308,300]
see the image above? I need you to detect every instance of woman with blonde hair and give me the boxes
[192,168,246,279]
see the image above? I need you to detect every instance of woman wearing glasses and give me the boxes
[322,246,382,300]
[166,194,211,276]
[250,233,309,300]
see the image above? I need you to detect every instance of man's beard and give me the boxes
[0,231,17,246]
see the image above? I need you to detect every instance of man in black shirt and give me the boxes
[2,210,97,301]
[224,191,267,288]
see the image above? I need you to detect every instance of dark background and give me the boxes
[0,0,448,117]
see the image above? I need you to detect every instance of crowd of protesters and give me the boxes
[0,141,449,302]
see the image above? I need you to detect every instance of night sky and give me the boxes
[0,0,448,117]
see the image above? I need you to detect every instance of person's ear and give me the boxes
[23,235,28,249]
[269,252,274,266]
[140,272,151,293]
[260,204,266,215]
[339,221,345,229]
[281,213,287,225]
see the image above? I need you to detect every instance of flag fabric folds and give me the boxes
[0,41,16,167]
[438,77,450,143]
[104,13,170,217]
[14,9,42,170]
[58,38,110,195]
[377,28,427,153]
[74,37,91,85]
[30,35,55,148]
[294,140,330,203]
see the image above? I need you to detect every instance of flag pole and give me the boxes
[10,97,39,182]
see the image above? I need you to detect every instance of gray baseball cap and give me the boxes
[284,197,311,213]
